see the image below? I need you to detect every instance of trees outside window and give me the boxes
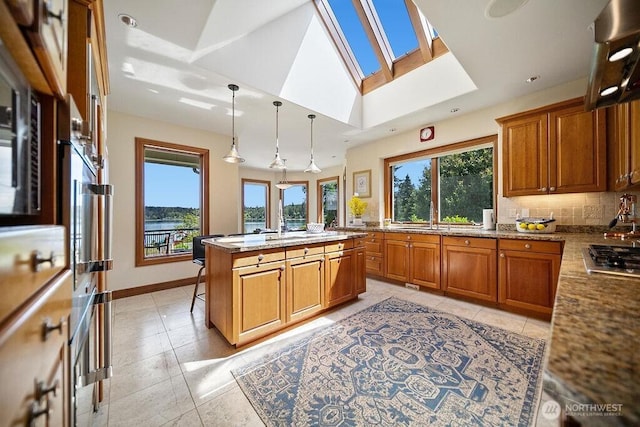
[386,136,496,224]
[280,182,308,231]
[317,177,339,227]
[243,179,270,233]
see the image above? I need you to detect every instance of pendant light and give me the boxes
[269,101,286,169]
[222,84,245,163]
[275,159,293,190]
[304,114,321,173]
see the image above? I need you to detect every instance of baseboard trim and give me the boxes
[112,276,197,299]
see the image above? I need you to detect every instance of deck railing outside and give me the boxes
[143,227,200,257]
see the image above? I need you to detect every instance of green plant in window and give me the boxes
[441,214,470,223]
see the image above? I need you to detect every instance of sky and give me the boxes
[145,163,200,208]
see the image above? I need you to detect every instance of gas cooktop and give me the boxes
[582,244,640,278]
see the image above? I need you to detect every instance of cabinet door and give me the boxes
[354,246,366,294]
[498,250,560,315]
[549,106,606,193]
[234,262,286,343]
[384,239,410,282]
[628,100,640,185]
[442,243,497,302]
[409,241,440,289]
[502,113,548,196]
[286,255,324,323]
[325,250,354,307]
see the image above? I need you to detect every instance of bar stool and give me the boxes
[190,234,224,312]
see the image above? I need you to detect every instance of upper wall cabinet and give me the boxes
[26,0,69,97]
[608,100,640,191]
[497,98,607,197]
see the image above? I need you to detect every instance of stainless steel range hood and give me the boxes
[585,0,640,110]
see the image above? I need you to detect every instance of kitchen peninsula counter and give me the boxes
[202,231,367,346]
[342,225,640,425]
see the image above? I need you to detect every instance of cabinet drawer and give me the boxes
[385,232,439,243]
[365,255,384,276]
[443,236,496,249]
[286,243,324,259]
[364,231,384,240]
[364,240,383,256]
[498,239,562,254]
[325,239,353,253]
[353,238,366,248]
[0,269,71,426]
[232,249,285,268]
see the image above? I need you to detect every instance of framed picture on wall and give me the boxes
[353,169,371,198]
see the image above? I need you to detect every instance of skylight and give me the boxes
[315,0,448,94]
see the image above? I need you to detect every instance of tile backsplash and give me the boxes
[497,192,640,226]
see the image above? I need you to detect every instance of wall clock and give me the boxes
[420,126,435,142]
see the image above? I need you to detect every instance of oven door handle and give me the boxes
[83,183,114,272]
[78,290,112,387]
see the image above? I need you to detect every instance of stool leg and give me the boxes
[190,266,205,312]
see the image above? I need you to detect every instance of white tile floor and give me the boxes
[91,279,558,426]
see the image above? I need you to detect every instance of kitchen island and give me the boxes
[202,231,366,346]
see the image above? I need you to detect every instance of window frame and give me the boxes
[279,181,309,231]
[135,137,209,266]
[383,135,497,224]
[314,0,449,94]
[242,178,271,233]
[317,176,340,225]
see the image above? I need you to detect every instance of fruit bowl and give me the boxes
[515,218,556,233]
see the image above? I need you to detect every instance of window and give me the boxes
[280,182,308,231]
[135,138,209,266]
[242,179,270,233]
[385,135,496,224]
[315,0,448,94]
[317,177,340,227]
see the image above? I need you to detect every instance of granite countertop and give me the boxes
[343,225,639,425]
[202,230,367,253]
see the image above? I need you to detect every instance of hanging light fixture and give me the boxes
[304,114,321,173]
[222,84,245,163]
[269,101,286,169]
[275,159,293,190]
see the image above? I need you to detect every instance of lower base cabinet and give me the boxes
[355,239,366,294]
[287,251,324,323]
[498,239,562,316]
[442,236,497,302]
[325,249,355,307]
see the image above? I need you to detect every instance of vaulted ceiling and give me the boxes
[103,0,608,170]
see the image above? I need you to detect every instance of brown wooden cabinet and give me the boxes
[498,97,606,197]
[233,256,287,344]
[363,231,384,276]
[325,239,355,307]
[286,244,324,323]
[609,100,640,190]
[385,232,440,289]
[442,236,497,302]
[498,239,562,317]
[354,238,366,294]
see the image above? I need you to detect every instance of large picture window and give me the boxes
[385,135,496,224]
[135,138,209,266]
[280,182,308,231]
[242,179,270,233]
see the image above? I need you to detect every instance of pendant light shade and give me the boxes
[223,84,245,163]
[304,114,321,173]
[275,159,293,189]
[269,101,286,169]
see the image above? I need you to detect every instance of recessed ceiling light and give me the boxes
[118,13,137,28]
[389,128,397,132]
[609,47,633,62]
[450,108,460,113]
[526,75,540,83]
[600,86,618,96]
[485,0,529,19]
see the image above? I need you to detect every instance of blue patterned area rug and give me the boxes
[232,297,545,426]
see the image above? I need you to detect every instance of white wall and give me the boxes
[345,78,638,226]
[106,110,240,291]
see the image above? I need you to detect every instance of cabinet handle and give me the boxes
[35,379,59,400]
[303,248,309,255]
[500,252,505,258]
[28,401,49,426]
[549,186,556,192]
[540,187,547,192]
[524,243,531,249]
[42,317,64,341]
[257,254,264,262]
[280,265,285,271]
[31,251,55,272]
[464,240,470,245]
[44,1,64,25]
